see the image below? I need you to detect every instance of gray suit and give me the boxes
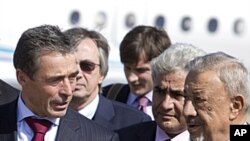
[0,97,119,141]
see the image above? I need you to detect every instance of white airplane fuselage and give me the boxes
[0,0,249,89]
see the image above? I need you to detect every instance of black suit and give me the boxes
[0,79,20,105]
[116,121,157,141]
[0,97,119,141]
[93,95,151,130]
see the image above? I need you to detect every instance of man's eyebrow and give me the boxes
[69,70,79,77]
[154,86,166,91]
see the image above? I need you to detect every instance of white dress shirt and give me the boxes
[78,94,99,119]
[127,90,154,120]
[17,94,60,141]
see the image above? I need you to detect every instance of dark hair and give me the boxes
[120,25,171,63]
[13,25,72,79]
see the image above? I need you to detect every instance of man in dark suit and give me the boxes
[0,25,118,141]
[102,25,172,119]
[117,43,206,141]
[0,79,19,105]
[64,27,151,131]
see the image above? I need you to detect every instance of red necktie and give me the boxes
[137,96,148,113]
[25,117,52,141]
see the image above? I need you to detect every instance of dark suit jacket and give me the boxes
[116,121,157,141]
[102,84,130,103]
[0,79,20,105]
[93,95,152,130]
[0,97,119,141]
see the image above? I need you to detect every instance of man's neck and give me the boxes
[70,93,97,111]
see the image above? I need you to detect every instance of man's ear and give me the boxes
[98,75,104,84]
[229,94,245,120]
[16,69,29,86]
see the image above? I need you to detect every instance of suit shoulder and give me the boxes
[102,83,127,96]
[116,121,156,141]
[0,79,20,105]
[0,79,19,93]
[111,99,152,120]
[67,109,119,140]
[117,121,156,132]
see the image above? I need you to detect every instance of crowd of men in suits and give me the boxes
[0,24,250,141]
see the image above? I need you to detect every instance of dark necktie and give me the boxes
[25,117,52,141]
[137,96,148,113]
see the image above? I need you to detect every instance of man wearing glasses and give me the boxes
[64,27,151,131]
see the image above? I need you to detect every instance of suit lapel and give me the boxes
[93,96,115,129]
[55,109,81,141]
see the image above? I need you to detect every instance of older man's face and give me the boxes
[183,70,232,141]
[153,71,187,136]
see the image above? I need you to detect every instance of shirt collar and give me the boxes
[17,93,60,125]
[127,90,153,105]
[78,94,99,119]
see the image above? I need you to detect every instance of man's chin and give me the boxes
[50,111,67,118]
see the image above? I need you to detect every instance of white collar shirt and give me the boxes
[78,94,99,119]
[17,93,60,141]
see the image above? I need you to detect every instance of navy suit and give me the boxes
[0,97,119,141]
[116,121,157,141]
[93,95,152,130]
[0,79,19,105]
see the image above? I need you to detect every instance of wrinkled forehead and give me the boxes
[154,72,186,92]
[184,70,224,95]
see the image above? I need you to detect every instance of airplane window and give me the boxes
[70,10,80,25]
[207,18,218,33]
[181,16,192,32]
[125,13,136,28]
[233,18,245,35]
[95,11,107,30]
[155,15,165,28]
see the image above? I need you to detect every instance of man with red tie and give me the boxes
[0,25,118,141]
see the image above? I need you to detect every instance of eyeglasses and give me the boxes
[79,60,100,72]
